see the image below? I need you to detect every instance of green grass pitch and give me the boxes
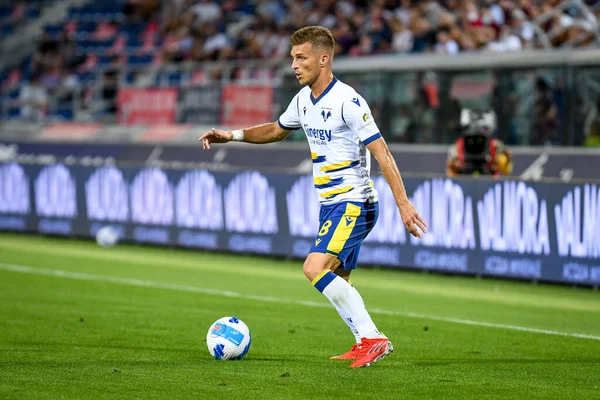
[0,232,599,399]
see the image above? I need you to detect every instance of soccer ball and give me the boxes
[206,317,252,360]
[95,225,120,248]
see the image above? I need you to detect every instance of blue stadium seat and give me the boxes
[127,54,152,65]
[165,71,183,85]
[67,8,83,20]
[97,55,113,66]
[44,24,62,36]
[122,23,145,35]
[54,107,74,120]
[8,88,20,99]
[7,107,20,118]
[1,24,14,36]
[78,21,97,33]
[126,35,142,49]
[0,7,11,19]
[77,72,95,83]
[26,8,40,19]
[122,71,133,84]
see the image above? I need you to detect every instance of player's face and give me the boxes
[290,42,322,87]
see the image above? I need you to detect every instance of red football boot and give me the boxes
[330,343,361,360]
[349,338,393,368]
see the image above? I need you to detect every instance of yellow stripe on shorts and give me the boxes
[327,203,362,254]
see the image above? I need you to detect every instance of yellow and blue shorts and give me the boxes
[309,200,379,270]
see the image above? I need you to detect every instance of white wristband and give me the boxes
[232,129,244,142]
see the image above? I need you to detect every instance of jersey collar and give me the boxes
[310,77,338,105]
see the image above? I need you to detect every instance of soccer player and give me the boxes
[199,26,427,368]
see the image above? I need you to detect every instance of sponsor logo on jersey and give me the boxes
[358,120,374,131]
[351,97,361,106]
[362,113,371,122]
[304,124,332,141]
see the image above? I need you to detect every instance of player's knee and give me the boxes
[302,259,327,282]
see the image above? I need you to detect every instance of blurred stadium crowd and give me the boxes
[11,0,600,73]
[0,0,599,145]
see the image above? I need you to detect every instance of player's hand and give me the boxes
[198,128,232,150]
[398,200,427,238]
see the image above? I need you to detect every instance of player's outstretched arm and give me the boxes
[198,122,291,150]
[366,137,427,238]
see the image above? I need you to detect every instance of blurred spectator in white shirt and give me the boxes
[190,0,222,23]
[391,17,413,53]
[435,28,459,54]
[19,74,48,122]
[486,25,522,52]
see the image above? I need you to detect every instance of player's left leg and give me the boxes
[334,268,351,282]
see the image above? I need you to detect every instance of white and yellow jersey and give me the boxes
[278,77,381,205]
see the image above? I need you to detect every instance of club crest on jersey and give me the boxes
[321,109,332,122]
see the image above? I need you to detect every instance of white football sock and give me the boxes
[313,271,386,340]
[333,303,361,344]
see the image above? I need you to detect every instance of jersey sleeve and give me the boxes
[342,94,382,145]
[277,93,301,131]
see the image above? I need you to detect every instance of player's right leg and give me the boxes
[305,251,391,365]
[305,201,391,366]
[328,267,361,359]
[319,268,361,359]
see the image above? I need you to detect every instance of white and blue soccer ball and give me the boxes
[95,225,120,248]
[206,317,252,360]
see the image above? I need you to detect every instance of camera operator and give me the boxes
[446,108,512,178]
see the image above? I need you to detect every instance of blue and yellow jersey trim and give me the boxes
[311,152,327,163]
[320,185,354,199]
[320,160,360,173]
[362,132,382,146]
[313,160,361,198]
[314,176,344,189]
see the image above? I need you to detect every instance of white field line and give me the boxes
[2,263,600,342]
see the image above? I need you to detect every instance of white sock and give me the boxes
[312,271,385,340]
[335,279,365,343]
[333,304,361,344]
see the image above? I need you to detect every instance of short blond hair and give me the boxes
[290,26,335,55]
